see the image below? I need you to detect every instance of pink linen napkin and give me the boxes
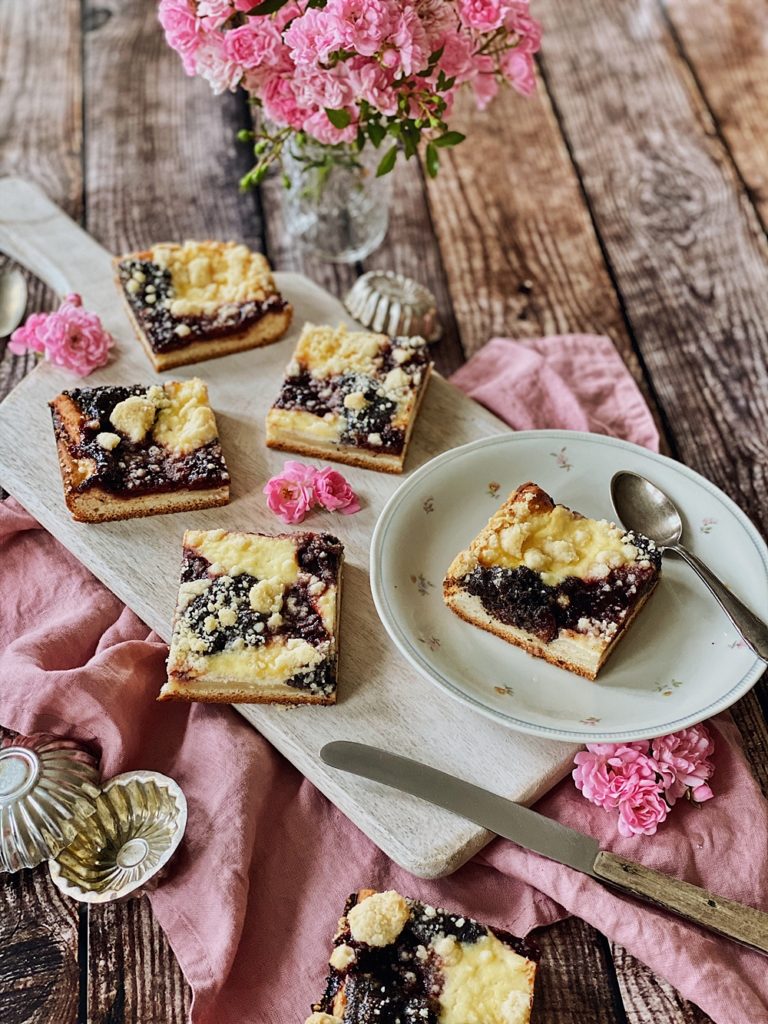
[1,333,766,1024]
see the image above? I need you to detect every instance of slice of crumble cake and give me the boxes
[49,378,230,523]
[307,889,539,1024]
[159,528,343,704]
[114,240,292,370]
[265,323,433,474]
[443,482,661,679]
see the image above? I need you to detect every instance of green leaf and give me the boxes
[425,143,439,178]
[433,131,466,149]
[368,122,387,147]
[246,0,289,14]
[325,107,351,129]
[376,145,398,177]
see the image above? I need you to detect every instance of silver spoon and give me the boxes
[0,267,28,338]
[611,470,768,661]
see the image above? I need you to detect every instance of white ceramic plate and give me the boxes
[371,431,768,742]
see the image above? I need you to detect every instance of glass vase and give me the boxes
[280,137,392,264]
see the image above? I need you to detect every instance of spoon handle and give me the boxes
[671,545,768,660]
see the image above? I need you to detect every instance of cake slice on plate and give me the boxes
[49,379,230,523]
[306,888,539,1024]
[114,240,292,370]
[443,482,661,680]
[159,528,343,704]
[265,323,433,473]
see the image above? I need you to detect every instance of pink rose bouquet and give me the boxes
[9,294,114,377]
[572,724,715,837]
[158,0,541,186]
[264,460,360,523]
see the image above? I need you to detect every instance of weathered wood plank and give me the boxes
[81,2,263,254]
[0,868,80,1024]
[530,918,625,1023]
[87,899,190,1024]
[537,0,768,531]
[0,0,82,217]
[610,941,711,1024]
[663,0,768,228]
[0,2,84,1019]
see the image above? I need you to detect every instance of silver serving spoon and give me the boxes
[0,267,28,338]
[611,470,768,661]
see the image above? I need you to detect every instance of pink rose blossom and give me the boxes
[501,48,536,97]
[195,39,241,94]
[573,727,716,837]
[651,724,715,803]
[263,462,360,523]
[314,467,361,515]
[224,22,282,69]
[9,294,113,377]
[263,468,315,524]
[617,780,670,837]
[573,744,656,810]
[471,55,500,109]
[158,0,201,74]
[196,0,233,29]
[459,0,504,32]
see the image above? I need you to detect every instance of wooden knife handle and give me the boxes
[593,851,768,955]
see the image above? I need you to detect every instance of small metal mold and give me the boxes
[344,271,441,343]
[48,770,187,903]
[0,733,100,872]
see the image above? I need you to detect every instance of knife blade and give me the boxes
[320,740,768,956]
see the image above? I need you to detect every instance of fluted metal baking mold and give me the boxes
[344,270,441,342]
[0,732,100,872]
[48,770,187,903]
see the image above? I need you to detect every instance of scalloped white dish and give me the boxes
[371,431,768,743]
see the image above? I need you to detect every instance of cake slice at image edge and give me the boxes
[306,888,539,1024]
[159,528,343,704]
[443,482,661,680]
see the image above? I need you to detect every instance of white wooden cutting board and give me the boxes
[0,178,578,877]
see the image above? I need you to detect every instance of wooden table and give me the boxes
[1,1,766,1020]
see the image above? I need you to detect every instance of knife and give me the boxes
[320,740,768,956]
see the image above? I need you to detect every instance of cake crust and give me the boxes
[443,482,661,680]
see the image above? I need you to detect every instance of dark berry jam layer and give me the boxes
[182,574,330,650]
[314,894,539,1024]
[460,554,660,645]
[55,386,228,496]
[117,258,287,353]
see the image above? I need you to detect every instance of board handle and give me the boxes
[593,850,768,955]
[0,178,107,296]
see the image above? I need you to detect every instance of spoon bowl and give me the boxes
[611,470,768,660]
[0,267,28,338]
[610,470,683,549]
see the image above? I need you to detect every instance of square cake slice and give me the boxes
[265,323,433,473]
[443,482,661,680]
[114,240,292,370]
[49,379,230,523]
[307,889,539,1024]
[159,528,343,704]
